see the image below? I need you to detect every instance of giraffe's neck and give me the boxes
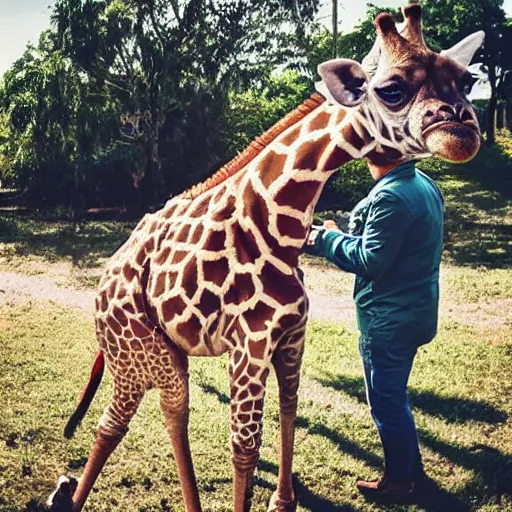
[235,101,368,268]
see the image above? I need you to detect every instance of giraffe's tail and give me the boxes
[64,351,105,439]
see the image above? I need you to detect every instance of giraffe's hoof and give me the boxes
[47,475,78,511]
[267,491,297,512]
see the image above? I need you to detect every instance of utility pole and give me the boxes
[332,0,338,58]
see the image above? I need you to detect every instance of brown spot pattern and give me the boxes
[177,316,202,347]
[277,214,305,240]
[175,224,191,243]
[204,230,226,252]
[280,125,302,146]
[307,110,331,131]
[172,251,188,264]
[198,289,221,317]
[153,273,166,298]
[190,223,204,244]
[293,134,331,170]
[113,307,128,327]
[212,195,236,222]
[275,180,321,212]
[259,150,288,188]
[225,273,256,305]
[107,317,122,336]
[162,296,187,322]
[189,196,210,218]
[203,258,230,286]
[182,258,198,298]
[320,145,352,170]
[162,204,177,219]
[232,224,261,265]
[248,339,266,360]
[130,319,150,338]
[244,301,275,332]
[155,247,171,266]
[260,261,303,305]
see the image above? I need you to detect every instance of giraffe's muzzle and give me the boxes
[422,119,479,139]
[423,120,481,163]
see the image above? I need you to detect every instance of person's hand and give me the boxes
[305,224,325,248]
[303,220,335,255]
[322,219,338,230]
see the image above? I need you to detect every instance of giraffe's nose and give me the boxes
[422,103,468,132]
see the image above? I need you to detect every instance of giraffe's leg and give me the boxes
[229,347,271,512]
[268,330,305,512]
[70,379,145,511]
[159,354,202,512]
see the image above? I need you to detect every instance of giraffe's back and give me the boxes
[96,177,308,360]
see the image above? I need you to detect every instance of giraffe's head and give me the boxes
[317,3,484,165]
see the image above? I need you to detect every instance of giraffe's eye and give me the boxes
[375,83,407,105]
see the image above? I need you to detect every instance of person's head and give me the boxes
[317,3,484,167]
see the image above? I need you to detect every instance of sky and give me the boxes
[1,0,512,76]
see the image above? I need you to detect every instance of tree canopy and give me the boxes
[0,0,509,211]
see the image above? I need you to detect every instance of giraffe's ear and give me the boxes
[317,59,369,107]
[441,31,485,69]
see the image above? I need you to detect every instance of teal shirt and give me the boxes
[317,161,444,346]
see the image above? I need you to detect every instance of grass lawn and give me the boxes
[0,141,512,511]
[0,299,510,512]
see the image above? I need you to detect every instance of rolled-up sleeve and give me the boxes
[317,191,413,279]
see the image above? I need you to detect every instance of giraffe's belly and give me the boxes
[153,289,309,358]
[161,305,235,357]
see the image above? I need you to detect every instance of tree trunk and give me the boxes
[486,93,498,145]
[332,0,338,58]
[137,125,166,208]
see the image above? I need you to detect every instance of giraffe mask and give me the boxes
[316,4,485,165]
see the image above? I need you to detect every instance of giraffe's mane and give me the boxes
[179,92,326,200]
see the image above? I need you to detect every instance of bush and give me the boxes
[318,159,374,212]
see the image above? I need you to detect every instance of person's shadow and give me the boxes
[316,372,511,511]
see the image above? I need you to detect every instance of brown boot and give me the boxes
[356,476,415,503]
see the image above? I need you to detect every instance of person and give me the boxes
[305,158,444,501]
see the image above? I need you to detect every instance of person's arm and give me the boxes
[316,191,413,279]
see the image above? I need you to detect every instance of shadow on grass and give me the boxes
[316,374,508,424]
[259,459,357,511]
[0,211,136,269]
[419,430,512,509]
[317,373,512,509]
[295,415,383,470]
[359,477,471,512]
[197,383,230,404]
[417,143,512,269]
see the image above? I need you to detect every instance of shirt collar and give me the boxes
[375,160,416,187]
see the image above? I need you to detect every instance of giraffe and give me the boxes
[50,4,485,511]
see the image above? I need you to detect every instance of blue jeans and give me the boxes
[359,335,423,481]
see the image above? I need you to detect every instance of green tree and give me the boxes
[52,0,320,202]
[0,31,127,208]
[222,70,311,157]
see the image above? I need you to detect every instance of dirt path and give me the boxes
[0,263,358,327]
[0,270,96,317]
[2,261,509,338]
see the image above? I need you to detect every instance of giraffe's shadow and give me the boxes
[197,382,230,404]
[258,459,356,512]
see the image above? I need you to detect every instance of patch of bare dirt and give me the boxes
[0,259,509,339]
[0,270,95,317]
[441,298,512,331]
[301,261,357,328]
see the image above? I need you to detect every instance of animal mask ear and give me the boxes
[317,59,369,107]
[441,31,486,69]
